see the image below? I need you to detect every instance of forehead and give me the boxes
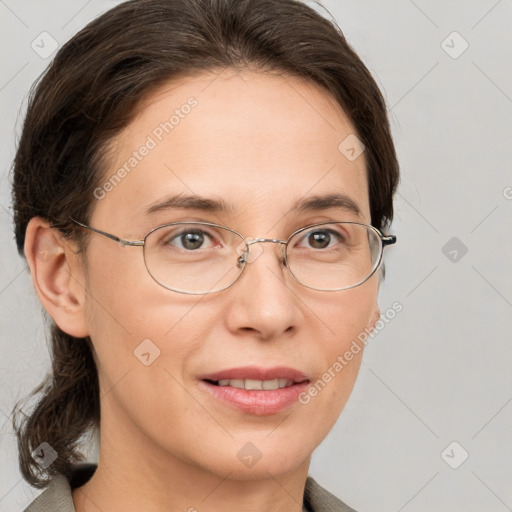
[93,69,370,231]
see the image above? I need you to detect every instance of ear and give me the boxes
[24,217,90,338]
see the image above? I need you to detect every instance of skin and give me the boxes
[25,69,381,512]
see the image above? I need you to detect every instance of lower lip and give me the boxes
[199,380,310,415]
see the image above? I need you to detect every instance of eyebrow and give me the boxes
[145,192,362,218]
[292,193,362,217]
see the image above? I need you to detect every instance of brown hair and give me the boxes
[11,0,399,487]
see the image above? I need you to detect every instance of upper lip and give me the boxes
[200,366,309,383]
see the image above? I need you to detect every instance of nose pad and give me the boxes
[235,237,265,264]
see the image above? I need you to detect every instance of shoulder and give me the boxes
[23,463,97,512]
[304,476,359,512]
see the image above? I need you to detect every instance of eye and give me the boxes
[164,228,221,251]
[295,227,346,250]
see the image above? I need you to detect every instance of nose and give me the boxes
[224,239,302,341]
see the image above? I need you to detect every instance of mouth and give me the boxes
[198,367,310,415]
[204,377,305,390]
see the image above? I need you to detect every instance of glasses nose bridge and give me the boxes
[243,237,287,264]
[247,237,287,245]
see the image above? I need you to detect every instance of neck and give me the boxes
[72,399,310,512]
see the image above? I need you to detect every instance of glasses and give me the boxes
[69,218,396,294]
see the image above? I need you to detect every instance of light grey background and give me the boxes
[1,1,511,510]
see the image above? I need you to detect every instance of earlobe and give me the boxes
[24,217,90,338]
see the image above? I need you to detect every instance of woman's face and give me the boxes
[78,70,380,479]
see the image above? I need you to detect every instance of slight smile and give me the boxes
[199,366,311,416]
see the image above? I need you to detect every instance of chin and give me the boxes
[231,436,313,480]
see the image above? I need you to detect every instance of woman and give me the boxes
[12,0,399,510]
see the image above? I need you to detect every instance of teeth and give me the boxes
[262,379,279,390]
[216,378,294,390]
[245,379,263,390]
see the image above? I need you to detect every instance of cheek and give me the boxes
[84,241,176,332]
[317,276,379,351]
[82,245,200,376]
[302,278,378,421]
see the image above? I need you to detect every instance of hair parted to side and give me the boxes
[11,0,399,488]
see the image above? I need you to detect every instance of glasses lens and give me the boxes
[286,223,382,291]
[143,223,246,294]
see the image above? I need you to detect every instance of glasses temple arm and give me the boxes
[381,234,397,246]
[69,217,143,247]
